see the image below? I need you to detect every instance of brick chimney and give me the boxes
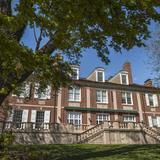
[123,61,133,84]
[144,79,152,87]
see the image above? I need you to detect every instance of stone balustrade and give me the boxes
[0,121,143,134]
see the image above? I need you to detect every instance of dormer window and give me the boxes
[120,73,129,85]
[71,67,79,80]
[96,70,105,82]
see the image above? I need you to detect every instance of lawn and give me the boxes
[2,144,160,160]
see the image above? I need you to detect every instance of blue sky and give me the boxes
[22,24,157,86]
[80,46,153,85]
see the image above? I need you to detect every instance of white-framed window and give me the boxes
[123,115,136,122]
[34,84,51,99]
[96,90,108,103]
[145,94,158,107]
[67,112,82,125]
[96,113,110,124]
[96,70,105,82]
[68,86,81,101]
[122,92,133,105]
[12,109,29,128]
[31,110,50,129]
[12,82,31,98]
[71,67,79,80]
[35,111,45,128]
[120,73,129,85]
[148,116,160,127]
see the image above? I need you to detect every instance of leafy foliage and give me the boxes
[0,0,160,104]
[148,26,160,87]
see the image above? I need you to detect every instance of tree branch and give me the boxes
[38,38,57,55]
[35,28,43,51]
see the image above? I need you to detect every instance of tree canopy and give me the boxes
[0,0,160,104]
[149,26,160,87]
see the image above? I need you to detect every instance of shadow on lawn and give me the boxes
[57,144,160,160]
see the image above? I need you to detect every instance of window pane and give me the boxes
[96,114,109,124]
[123,115,135,122]
[122,92,126,104]
[13,110,23,128]
[127,93,132,104]
[97,72,103,82]
[68,87,74,100]
[96,90,101,102]
[121,74,127,84]
[148,94,154,106]
[96,90,107,103]
[102,91,106,102]
[68,87,80,101]
[72,68,78,79]
[36,111,44,128]
[67,112,81,125]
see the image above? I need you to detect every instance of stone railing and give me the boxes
[0,121,144,134]
[0,121,93,133]
[103,121,142,130]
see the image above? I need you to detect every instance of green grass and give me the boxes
[3,144,160,160]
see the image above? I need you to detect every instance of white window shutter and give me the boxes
[34,83,39,98]
[22,110,28,122]
[153,94,158,107]
[46,86,51,99]
[7,110,14,122]
[145,94,149,106]
[25,83,30,97]
[31,110,37,122]
[148,116,153,127]
[106,91,108,104]
[157,117,160,127]
[44,111,50,123]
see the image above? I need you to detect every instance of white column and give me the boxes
[57,88,62,123]
[86,87,91,125]
[136,93,143,122]
[113,90,118,121]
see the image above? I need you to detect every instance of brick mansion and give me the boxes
[1,62,160,144]
[5,62,160,128]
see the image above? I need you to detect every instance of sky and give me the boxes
[79,23,158,85]
[21,23,157,86]
[80,46,153,85]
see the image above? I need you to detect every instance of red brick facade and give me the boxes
[2,62,160,128]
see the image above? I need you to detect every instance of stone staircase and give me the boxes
[140,123,160,141]
[77,123,104,144]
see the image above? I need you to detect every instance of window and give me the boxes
[68,86,80,101]
[123,115,135,122]
[72,67,79,80]
[152,117,158,127]
[35,111,44,129]
[122,92,133,105]
[148,94,154,106]
[120,74,129,85]
[96,114,110,124]
[34,84,51,99]
[96,90,108,103]
[67,112,82,125]
[12,82,30,98]
[13,110,23,128]
[146,94,158,107]
[96,71,104,82]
